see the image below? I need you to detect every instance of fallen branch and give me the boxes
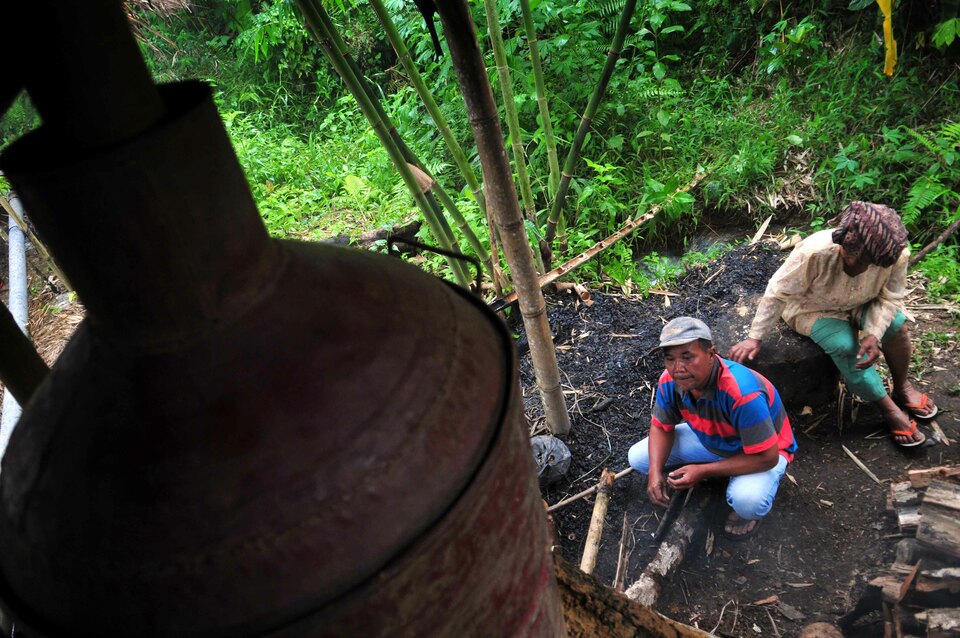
[625,489,707,606]
[490,168,711,311]
[580,468,615,575]
[328,216,421,249]
[842,444,882,485]
[909,215,960,267]
[547,466,634,513]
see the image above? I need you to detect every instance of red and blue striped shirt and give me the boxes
[652,355,797,462]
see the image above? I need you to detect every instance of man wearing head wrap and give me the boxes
[729,202,937,448]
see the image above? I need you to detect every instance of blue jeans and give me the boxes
[628,423,788,520]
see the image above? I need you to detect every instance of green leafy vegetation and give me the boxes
[1,0,957,298]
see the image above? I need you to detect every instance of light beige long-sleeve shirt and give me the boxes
[748,230,909,341]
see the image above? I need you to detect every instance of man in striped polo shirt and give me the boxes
[628,317,797,539]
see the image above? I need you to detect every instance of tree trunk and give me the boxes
[436,1,571,436]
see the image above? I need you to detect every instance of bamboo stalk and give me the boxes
[296,0,470,287]
[580,468,614,575]
[437,0,571,436]
[320,5,495,287]
[519,0,560,198]
[368,0,487,217]
[543,0,638,251]
[407,163,495,277]
[482,0,546,275]
[493,168,709,310]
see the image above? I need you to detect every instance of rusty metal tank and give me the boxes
[0,82,564,636]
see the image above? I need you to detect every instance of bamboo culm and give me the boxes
[367,0,487,218]
[519,0,560,199]
[482,0,546,276]
[325,5,499,289]
[296,0,470,287]
[544,0,638,250]
[436,0,571,436]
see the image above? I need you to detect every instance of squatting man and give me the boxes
[628,317,797,539]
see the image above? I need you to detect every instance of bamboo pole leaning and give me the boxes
[482,0,546,276]
[543,0,638,255]
[494,168,710,310]
[295,0,471,287]
[436,0,571,436]
[519,0,560,199]
[367,0,486,217]
[364,0,505,292]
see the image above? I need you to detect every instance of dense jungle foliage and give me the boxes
[2,0,959,298]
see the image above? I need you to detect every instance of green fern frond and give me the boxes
[598,0,628,21]
[942,122,960,147]
[635,85,684,99]
[902,175,947,224]
[903,127,941,157]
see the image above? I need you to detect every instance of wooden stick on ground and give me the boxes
[612,512,633,592]
[547,466,634,513]
[842,444,882,485]
[580,468,615,575]
[625,489,707,606]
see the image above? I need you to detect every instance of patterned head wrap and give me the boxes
[831,201,908,268]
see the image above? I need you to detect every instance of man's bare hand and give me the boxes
[856,335,881,369]
[666,464,706,490]
[647,472,671,508]
[728,338,761,363]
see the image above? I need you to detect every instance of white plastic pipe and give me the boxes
[1,193,31,463]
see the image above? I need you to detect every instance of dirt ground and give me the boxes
[525,242,960,637]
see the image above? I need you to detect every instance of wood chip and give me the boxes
[750,215,773,244]
[786,582,814,588]
[930,420,951,446]
[752,595,779,606]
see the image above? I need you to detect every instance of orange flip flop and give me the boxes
[890,419,926,448]
[897,393,938,420]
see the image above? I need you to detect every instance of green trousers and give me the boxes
[809,310,907,401]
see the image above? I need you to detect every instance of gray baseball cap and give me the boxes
[659,317,712,348]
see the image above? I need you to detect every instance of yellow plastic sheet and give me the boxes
[876,0,898,76]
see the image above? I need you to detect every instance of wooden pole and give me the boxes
[625,489,705,606]
[483,0,546,275]
[435,0,571,436]
[580,468,614,575]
